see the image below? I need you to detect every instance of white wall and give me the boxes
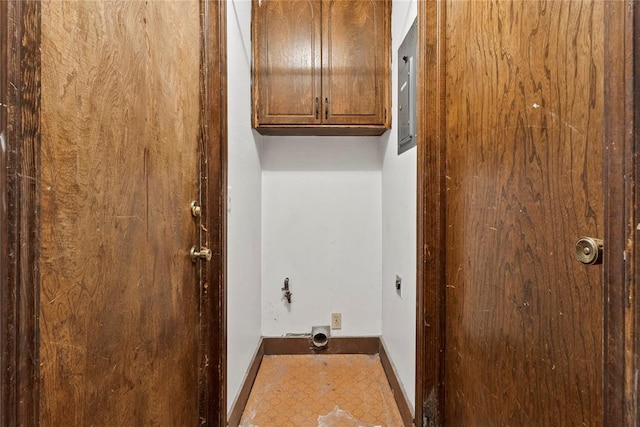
[380,0,418,410]
[226,0,263,414]
[261,137,382,337]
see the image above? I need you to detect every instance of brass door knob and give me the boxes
[190,246,212,262]
[574,237,603,265]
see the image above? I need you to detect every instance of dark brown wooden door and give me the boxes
[253,0,322,125]
[322,0,388,126]
[38,1,203,424]
[443,1,604,425]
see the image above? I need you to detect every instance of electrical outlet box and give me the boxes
[396,274,402,295]
[331,313,342,330]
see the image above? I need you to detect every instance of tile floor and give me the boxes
[239,354,405,427]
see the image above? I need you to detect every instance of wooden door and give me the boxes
[322,0,389,126]
[443,1,604,425]
[253,0,322,126]
[38,1,203,424]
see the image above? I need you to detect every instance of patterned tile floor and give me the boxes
[240,354,404,427]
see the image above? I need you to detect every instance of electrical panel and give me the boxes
[398,18,417,154]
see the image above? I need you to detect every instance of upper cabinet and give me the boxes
[252,0,391,136]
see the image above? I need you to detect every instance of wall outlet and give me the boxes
[331,313,342,330]
[395,273,402,295]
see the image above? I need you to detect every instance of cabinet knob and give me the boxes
[325,97,329,120]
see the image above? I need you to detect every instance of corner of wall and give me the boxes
[380,0,418,409]
[226,0,263,414]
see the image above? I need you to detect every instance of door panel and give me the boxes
[255,0,321,125]
[444,1,604,425]
[39,1,201,424]
[323,0,387,125]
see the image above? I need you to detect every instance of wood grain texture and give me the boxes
[1,1,41,425]
[0,6,8,424]
[603,1,638,425]
[633,4,640,422]
[444,1,604,425]
[202,0,228,425]
[39,1,201,424]
[323,0,389,126]
[255,124,388,136]
[252,0,390,135]
[253,0,321,125]
[415,0,446,425]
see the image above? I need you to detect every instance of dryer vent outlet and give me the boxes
[311,326,330,348]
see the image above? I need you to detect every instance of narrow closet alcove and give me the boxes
[226,0,418,425]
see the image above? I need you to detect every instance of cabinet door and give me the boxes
[322,0,389,126]
[253,0,322,125]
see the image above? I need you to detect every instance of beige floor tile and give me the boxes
[240,354,404,427]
